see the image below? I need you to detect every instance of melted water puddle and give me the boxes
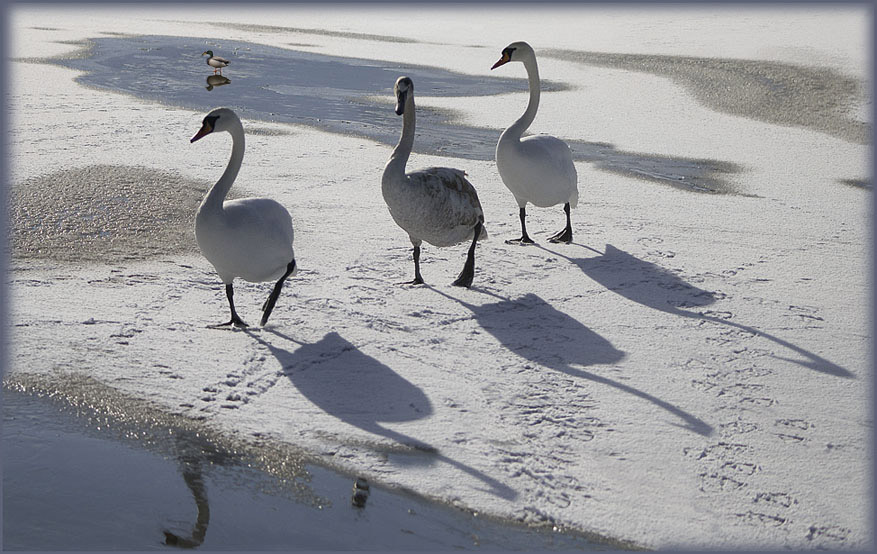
[2,385,621,550]
[37,33,741,193]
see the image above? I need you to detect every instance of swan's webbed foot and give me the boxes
[399,245,425,286]
[211,283,248,328]
[399,276,425,286]
[208,316,249,329]
[547,202,573,244]
[508,207,535,245]
[547,226,573,244]
[451,269,473,288]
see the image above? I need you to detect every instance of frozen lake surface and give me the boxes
[6,6,871,550]
[47,34,741,193]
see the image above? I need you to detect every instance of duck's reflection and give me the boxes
[351,477,370,508]
[205,74,231,91]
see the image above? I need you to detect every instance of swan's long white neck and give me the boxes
[203,121,245,211]
[504,56,541,141]
[385,94,415,179]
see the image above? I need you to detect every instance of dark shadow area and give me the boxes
[839,178,872,190]
[40,34,742,194]
[562,243,854,379]
[433,288,713,437]
[248,329,517,501]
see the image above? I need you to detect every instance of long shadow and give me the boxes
[247,329,517,501]
[563,243,854,379]
[44,34,741,194]
[433,288,713,437]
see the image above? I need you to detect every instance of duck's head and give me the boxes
[491,41,534,70]
[191,107,238,142]
[202,50,214,57]
[393,76,413,116]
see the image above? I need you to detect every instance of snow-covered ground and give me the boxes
[5,5,872,550]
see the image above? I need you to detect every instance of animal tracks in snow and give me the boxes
[7,219,863,549]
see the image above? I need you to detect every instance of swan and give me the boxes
[381,76,487,288]
[202,50,229,75]
[491,41,578,245]
[190,107,296,328]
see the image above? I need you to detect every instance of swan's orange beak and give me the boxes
[190,121,213,143]
[491,52,511,70]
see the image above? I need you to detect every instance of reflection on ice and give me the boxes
[2,380,616,550]
[164,453,210,548]
[205,74,231,91]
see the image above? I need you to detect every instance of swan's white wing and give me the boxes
[197,197,294,283]
[498,134,578,208]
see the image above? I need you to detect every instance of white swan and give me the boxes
[382,76,487,288]
[492,41,578,244]
[202,50,229,75]
[190,107,296,328]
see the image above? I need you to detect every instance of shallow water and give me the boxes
[52,34,531,161]
[41,33,741,193]
[2,385,620,551]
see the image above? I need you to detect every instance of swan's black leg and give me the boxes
[506,206,535,245]
[400,245,425,285]
[452,221,481,288]
[548,202,573,244]
[210,283,248,328]
[260,259,296,326]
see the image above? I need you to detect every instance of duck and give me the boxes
[202,50,229,75]
[190,107,296,328]
[381,76,487,288]
[491,41,578,245]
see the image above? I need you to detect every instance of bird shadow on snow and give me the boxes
[553,243,854,379]
[431,288,714,437]
[245,328,518,501]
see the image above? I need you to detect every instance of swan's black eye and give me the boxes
[503,47,516,58]
[203,115,219,128]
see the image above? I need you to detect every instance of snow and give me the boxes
[4,4,872,550]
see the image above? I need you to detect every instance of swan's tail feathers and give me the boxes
[477,224,488,241]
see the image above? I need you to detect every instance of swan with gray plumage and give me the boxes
[190,107,296,328]
[492,41,578,245]
[382,76,487,288]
